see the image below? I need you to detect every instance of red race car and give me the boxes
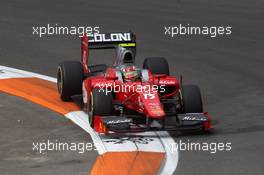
[57,32,212,134]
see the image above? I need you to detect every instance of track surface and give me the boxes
[0,0,264,174]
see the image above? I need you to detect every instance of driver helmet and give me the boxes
[121,65,139,82]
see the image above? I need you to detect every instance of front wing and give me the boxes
[93,112,212,134]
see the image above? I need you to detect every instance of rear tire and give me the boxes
[143,57,170,75]
[181,85,203,113]
[57,61,83,101]
[88,89,113,127]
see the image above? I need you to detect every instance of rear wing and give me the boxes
[87,32,136,49]
[81,32,136,73]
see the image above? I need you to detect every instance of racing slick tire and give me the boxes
[181,85,203,113]
[143,57,170,75]
[88,89,113,127]
[57,61,83,101]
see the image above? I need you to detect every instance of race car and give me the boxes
[57,32,212,134]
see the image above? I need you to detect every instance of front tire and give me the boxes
[57,61,83,101]
[181,85,203,113]
[88,89,113,127]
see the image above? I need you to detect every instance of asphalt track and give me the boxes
[0,0,264,174]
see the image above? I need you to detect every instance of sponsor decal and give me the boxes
[88,33,131,42]
[148,102,160,106]
[182,115,207,121]
[94,82,114,93]
[149,105,161,110]
[105,118,132,125]
[94,82,113,87]
[159,80,175,85]
[151,109,164,115]
[143,93,155,99]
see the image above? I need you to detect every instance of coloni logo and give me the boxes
[87,33,131,42]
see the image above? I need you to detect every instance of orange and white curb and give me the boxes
[0,65,178,175]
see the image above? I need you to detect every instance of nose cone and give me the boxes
[147,106,165,118]
[139,91,165,118]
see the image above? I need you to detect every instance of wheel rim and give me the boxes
[179,89,184,111]
[88,92,94,127]
[57,67,63,94]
